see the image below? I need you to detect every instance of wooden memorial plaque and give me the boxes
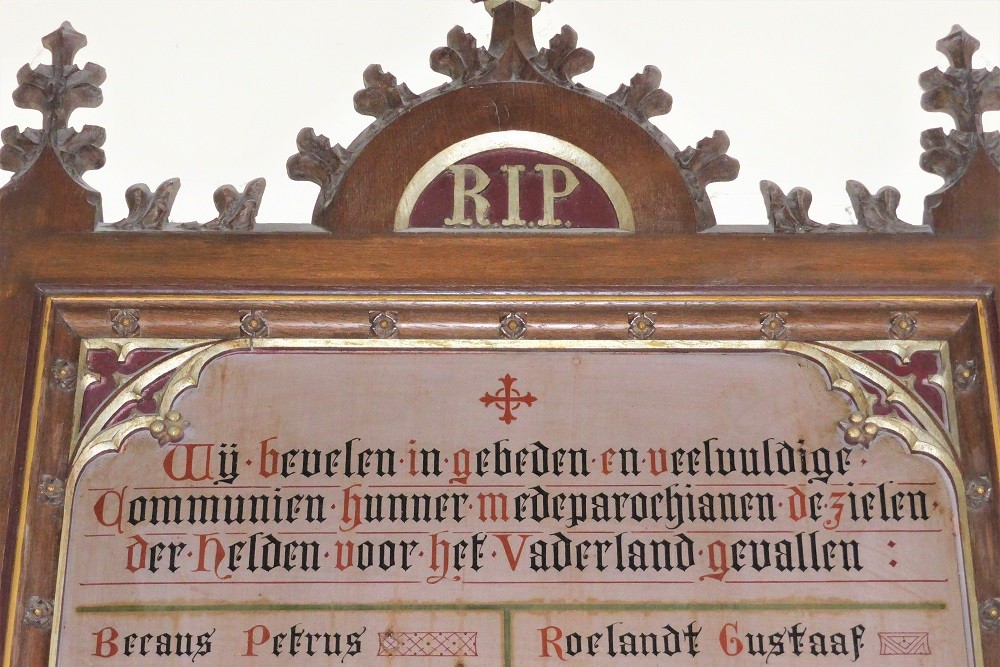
[1,1,998,666]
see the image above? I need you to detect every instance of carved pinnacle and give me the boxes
[14,22,105,132]
[920,25,999,133]
[474,0,552,17]
[1,22,106,180]
[480,0,545,80]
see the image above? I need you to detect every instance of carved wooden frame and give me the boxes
[0,2,998,665]
[2,291,999,663]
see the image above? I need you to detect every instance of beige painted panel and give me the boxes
[56,349,972,665]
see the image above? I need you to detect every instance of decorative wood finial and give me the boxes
[0,22,106,231]
[475,0,551,17]
[921,25,998,133]
[918,25,999,234]
[0,22,106,179]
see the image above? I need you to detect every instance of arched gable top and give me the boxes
[286,0,740,235]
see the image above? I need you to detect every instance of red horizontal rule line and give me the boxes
[464,581,696,585]
[834,529,943,533]
[673,530,807,534]
[131,485,275,491]
[694,484,789,488]
[79,577,948,587]
[80,527,945,537]
[449,530,544,535]
[80,580,422,586]
[87,482,939,491]
[725,579,949,584]
[826,483,880,487]
[619,528,943,535]
[269,531,382,535]
[823,482,936,487]
[368,484,525,489]
[541,484,662,488]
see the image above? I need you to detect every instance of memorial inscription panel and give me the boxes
[53,341,978,665]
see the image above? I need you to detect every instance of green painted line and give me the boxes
[503,608,512,667]
[77,601,946,614]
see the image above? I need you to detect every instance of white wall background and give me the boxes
[1,0,997,226]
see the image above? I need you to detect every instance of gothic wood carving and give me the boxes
[845,181,923,233]
[5,6,994,237]
[107,179,180,231]
[0,22,105,232]
[760,181,835,233]
[1,9,998,665]
[286,0,737,234]
[919,25,1000,234]
[179,178,266,232]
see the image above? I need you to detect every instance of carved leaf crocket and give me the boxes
[920,127,977,179]
[534,25,595,85]
[845,181,920,233]
[607,66,673,121]
[353,65,417,120]
[181,178,266,231]
[286,129,351,211]
[676,131,740,203]
[431,26,493,83]
[110,179,181,231]
[760,181,835,233]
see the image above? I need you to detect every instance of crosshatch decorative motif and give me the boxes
[378,631,479,657]
[878,632,932,656]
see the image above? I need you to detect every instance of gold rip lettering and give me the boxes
[443,163,580,228]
